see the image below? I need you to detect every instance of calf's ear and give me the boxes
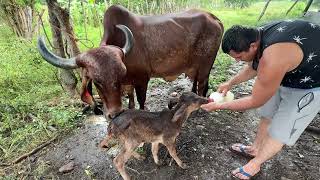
[171,104,187,122]
[168,97,179,110]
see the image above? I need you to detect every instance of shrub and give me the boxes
[224,0,255,8]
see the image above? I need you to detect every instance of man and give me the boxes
[201,19,320,179]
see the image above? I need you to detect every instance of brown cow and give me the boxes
[37,5,223,119]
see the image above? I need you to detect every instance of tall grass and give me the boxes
[0,26,83,163]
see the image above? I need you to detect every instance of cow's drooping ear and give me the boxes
[172,104,187,122]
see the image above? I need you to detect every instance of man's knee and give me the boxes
[260,116,271,126]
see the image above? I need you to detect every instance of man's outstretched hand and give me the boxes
[200,101,222,112]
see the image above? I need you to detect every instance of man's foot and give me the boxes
[232,161,261,180]
[229,143,257,158]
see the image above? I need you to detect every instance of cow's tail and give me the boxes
[208,13,224,33]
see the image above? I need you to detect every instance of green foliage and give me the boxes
[0,26,82,162]
[224,0,255,8]
[209,52,233,92]
[313,0,320,8]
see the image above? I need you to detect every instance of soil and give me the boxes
[5,62,320,180]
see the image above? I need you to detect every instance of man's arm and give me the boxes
[218,62,257,95]
[228,62,257,86]
[201,43,303,112]
[218,45,294,111]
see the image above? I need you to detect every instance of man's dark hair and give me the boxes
[222,25,259,53]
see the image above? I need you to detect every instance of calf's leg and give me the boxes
[164,139,187,169]
[151,142,160,165]
[113,141,137,180]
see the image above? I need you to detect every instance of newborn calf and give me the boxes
[100,92,208,180]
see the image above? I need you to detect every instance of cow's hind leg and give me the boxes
[135,79,149,110]
[197,54,218,97]
[192,76,198,94]
[198,74,210,97]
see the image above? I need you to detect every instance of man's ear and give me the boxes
[250,42,259,51]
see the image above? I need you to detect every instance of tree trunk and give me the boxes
[0,1,34,39]
[46,0,79,97]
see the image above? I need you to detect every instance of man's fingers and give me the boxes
[217,87,222,93]
[201,103,216,112]
[200,104,210,111]
[222,90,228,96]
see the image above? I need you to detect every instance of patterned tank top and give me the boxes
[252,20,320,89]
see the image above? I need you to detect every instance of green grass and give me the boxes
[0,26,83,163]
[211,1,306,28]
[0,0,306,174]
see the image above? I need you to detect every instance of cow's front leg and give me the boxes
[134,80,148,110]
[127,86,135,109]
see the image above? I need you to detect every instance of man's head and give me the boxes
[222,25,260,62]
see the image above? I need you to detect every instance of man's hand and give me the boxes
[200,101,222,112]
[217,81,232,96]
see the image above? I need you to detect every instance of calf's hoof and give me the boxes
[136,154,146,161]
[179,163,188,169]
[155,160,165,166]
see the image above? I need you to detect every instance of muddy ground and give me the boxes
[4,62,320,180]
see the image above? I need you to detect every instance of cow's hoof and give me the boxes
[93,106,104,115]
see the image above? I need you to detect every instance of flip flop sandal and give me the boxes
[229,144,255,159]
[232,167,252,180]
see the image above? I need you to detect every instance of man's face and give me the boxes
[228,42,259,62]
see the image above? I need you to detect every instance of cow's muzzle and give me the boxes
[108,109,125,120]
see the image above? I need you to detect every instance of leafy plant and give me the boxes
[224,0,254,8]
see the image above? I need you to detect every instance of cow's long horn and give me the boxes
[116,25,134,56]
[37,36,78,69]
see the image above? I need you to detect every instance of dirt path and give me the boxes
[17,63,320,180]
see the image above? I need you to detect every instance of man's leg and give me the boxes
[232,86,320,179]
[231,89,280,157]
[232,134,283,179]
[231,117,271,157]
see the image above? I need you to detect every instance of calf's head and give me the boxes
[169,92,209,122]
[37,25,134,119]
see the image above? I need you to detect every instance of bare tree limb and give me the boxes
[303,0,314,15]
[0,136,57,167]
[286,0,300,15]
[258,0,272,21]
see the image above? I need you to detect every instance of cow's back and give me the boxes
[139,10,223,79]
[101,5,223,82]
